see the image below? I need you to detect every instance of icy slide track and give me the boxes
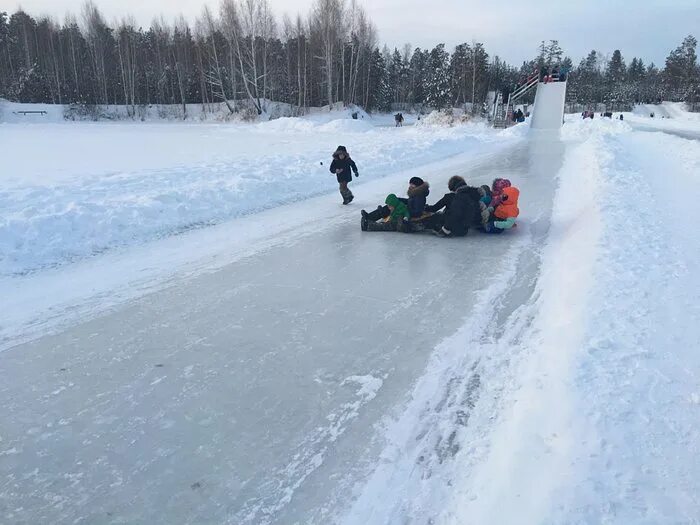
[1,136,564,524]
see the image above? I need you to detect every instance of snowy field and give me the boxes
[1,107,700,524]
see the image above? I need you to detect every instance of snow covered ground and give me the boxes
[2,107,700,524]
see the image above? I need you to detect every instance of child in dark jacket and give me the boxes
[360,177,429,232]
[329,145,359,204]
[404,177,430,218]
[421,176,481,237]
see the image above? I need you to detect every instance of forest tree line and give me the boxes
[0,0,698,116]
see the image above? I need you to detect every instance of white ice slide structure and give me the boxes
[530,80,567,130]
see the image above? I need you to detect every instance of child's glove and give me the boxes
[354,171,359,178]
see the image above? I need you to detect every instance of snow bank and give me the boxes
[415,109,475,127]
[255,117,317,133]
[0,100,65,123]
[549,128,700,523]
[632,101,700,121]
[0,119,516,277]
[317,119,374,133]
[450,124,607,524]
[0,99,361,124]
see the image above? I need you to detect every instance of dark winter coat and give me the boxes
[425,184,481,236]
[330,154,358,183]
[406,182,430,217]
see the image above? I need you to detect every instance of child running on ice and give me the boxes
[329,145,359,204]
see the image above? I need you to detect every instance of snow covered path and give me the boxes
[0,132,562,524]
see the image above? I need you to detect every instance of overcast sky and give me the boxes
[6,0,700,66]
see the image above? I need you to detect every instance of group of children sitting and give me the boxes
[327,145,520,237]
[360,175,520,237]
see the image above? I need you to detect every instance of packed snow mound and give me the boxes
[317,119,374,133]
[304,103,370,123]
[660,102,700,121]
[632,102,700,121]
[416,110,474,127]
[255,117,372,134]
[562,115,632,140]
[256,117,317,133]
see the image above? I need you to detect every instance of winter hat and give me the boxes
[492,178,511,194]
[409,177,424,186]
[448,175,467,192]
[334,145,348,156]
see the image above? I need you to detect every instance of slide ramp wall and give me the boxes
[530,81,567,130]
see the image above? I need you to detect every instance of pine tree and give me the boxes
[367,47,391,111]
[664,35,698,101]
[545,40,563,67]
[449,43,469,106]
[407,47,428,105]
[425,43,450,110]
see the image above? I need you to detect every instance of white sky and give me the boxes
[5,0,700,66]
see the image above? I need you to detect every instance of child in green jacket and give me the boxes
[361,193,411,232]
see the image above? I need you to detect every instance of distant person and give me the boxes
[329,145,359,205]
[619,114,624,121]
[502,86,512,105]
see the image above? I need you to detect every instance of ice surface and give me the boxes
[0,133,559,524]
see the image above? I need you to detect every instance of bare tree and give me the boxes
[311,0,343,107]
[82,1,109,104]
[116,16,138,116]
[172,16,192,118]
[200,5,235,114]
[220,0,277,114]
